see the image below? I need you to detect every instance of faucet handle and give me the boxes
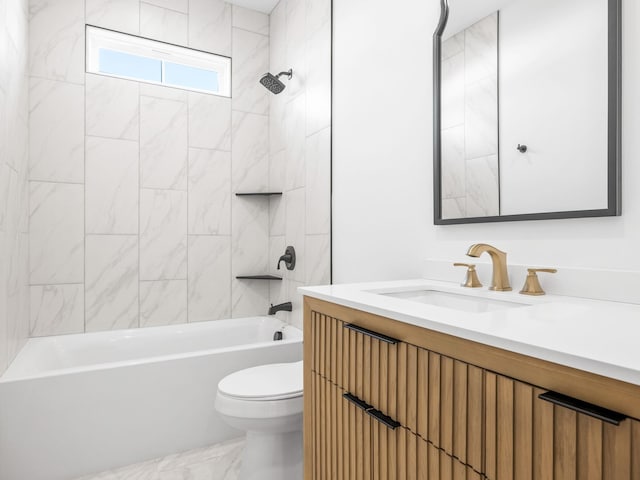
[453,263,483,288]
[520,268,557,296]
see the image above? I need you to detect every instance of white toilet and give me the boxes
[215,360,303,480]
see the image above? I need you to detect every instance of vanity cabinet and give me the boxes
[304,297,640,480]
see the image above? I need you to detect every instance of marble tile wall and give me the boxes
[28,0,274,336]
[0,0,30,374]
[268,0,332,329]
[441,13,499,219]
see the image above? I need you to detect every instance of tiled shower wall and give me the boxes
[268,0,332,328]
[0,0,30,374]
[440,13,499,219]
[28,0,274,335]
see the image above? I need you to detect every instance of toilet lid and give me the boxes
[218,361,303,400]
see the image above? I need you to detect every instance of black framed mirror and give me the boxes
[433,0,621,225]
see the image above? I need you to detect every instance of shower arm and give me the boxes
[276,69,293,80]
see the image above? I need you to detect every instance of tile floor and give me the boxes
[76,437,245,480]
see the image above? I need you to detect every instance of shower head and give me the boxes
[259,69,293,94]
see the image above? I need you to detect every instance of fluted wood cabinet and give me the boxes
[304,297,640,480]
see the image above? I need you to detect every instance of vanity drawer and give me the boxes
[310,311,403,418]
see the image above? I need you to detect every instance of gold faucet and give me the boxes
[466,244,512,291]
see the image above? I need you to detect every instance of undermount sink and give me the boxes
[378,289,529,313]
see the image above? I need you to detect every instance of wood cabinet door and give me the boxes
[485,372,640,480]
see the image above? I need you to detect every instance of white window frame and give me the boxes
[86,25,231,97]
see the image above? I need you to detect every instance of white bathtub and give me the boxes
[0,317,302,480]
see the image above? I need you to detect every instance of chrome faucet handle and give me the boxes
[453,263,483,288]
[520,268,557,296]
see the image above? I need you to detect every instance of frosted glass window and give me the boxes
[99,49,162,82]
[164,62,219,92]
[86,26,231,97]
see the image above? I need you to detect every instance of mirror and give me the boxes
[433,0,621,224]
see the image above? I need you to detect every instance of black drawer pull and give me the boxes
[344,323,399,344]
[539,391,627,426]
[366,408,401,430]
[343,393,372,411]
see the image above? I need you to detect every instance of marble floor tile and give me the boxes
[76,437,244,480]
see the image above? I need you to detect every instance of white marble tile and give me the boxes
[231,278,269,318]
[465,13,498,86]
[188,236,231,322]
[305,23,331,136]
[86,137,139,234]
[232,5,269,35]
[285,188,305,283]
[139,83,188,102]
[269,95,286,155]
[86,0,140,35]
[188,148,231,235]
[269,1,286,73]
[441,125,465,199]
[85,235,139,332]
[269,148,285,193]
[442,197,466,220]
[285,94,306,190]
[306,0,330,39]
[140,279,187,327]
[231,196,268,275]
[285,0,306,98]
[29,78,84,183]
[231,111,268,192]
[231,195,269,317]
[77,437,244,480]
[86,74,139,141]
[305,234,330,286]
[442,30,464,61]
[140,189,188,280]
[464,75,498,160]
[6,230,29,360]
[144,0,187,13]
[287,280,304,330]
[188,92,231,150]
[269,193,285,237]
[305,127,330,235]
[188,0,231,55]
[29,181,84,284]
[140,2,188,46]
[441,52,465,130]
[232,28,269,115]
[466,155,500,218]
[140,95,188,190]
[29,0,85,84]
[30,284,84,336]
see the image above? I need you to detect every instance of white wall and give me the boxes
[0,0,30,374]
[333,0,640,283]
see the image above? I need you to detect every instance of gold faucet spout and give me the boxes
[466,243,512,291]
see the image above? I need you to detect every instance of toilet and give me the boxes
[215,360,303,480]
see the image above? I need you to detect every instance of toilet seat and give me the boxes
[217,361,303,401]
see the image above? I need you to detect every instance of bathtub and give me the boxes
[0,317,302,480]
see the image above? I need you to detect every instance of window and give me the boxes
[86,25,231,97]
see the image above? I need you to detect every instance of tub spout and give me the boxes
[268,302,292,315]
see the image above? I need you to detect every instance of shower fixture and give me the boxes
[259,69,293,94]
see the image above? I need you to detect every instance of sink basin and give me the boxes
[379,289,528,313]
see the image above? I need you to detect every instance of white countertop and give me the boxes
[299,279,640,387]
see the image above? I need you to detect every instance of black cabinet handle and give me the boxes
[366,408,401,430]
[343,393,372,411]
[538,391,627,426]
[344,323,399,344]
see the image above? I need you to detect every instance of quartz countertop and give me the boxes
[299,279,640,387]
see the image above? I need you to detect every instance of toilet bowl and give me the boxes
[215,360,303,480]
